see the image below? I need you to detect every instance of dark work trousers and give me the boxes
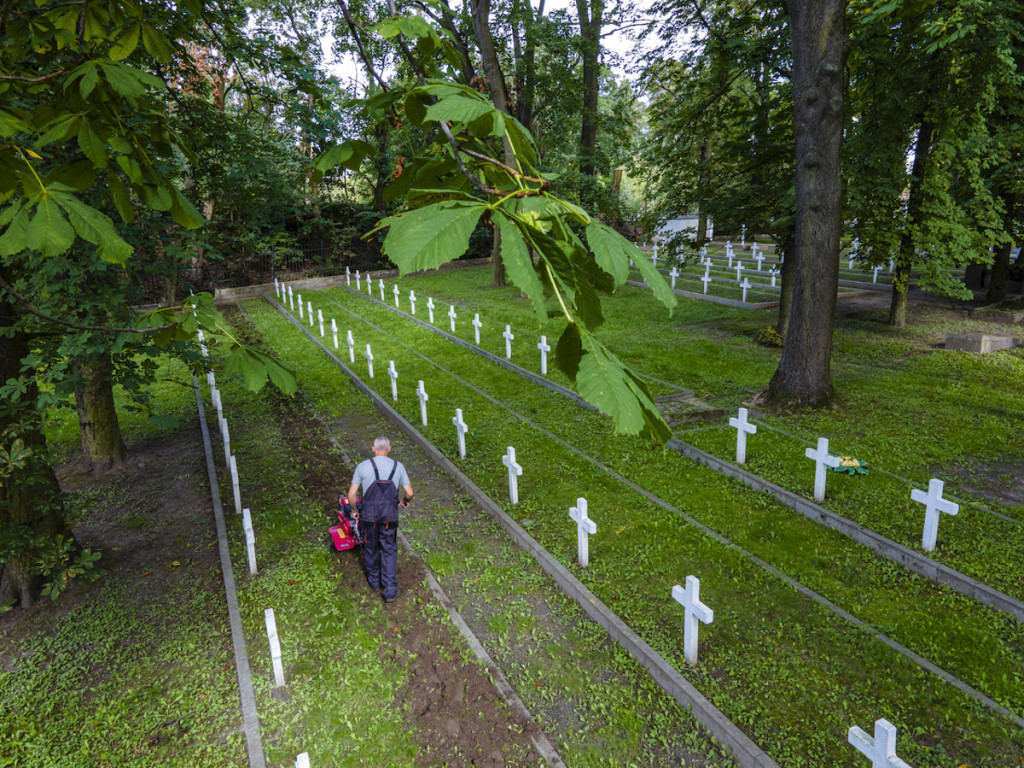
[362,520,398,599]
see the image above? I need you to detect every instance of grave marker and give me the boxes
[393,283,401,308]
[701,270,712,295]
[727,249,734,269]
[274,277,279,297]
[307,301,313,327]
[848,718,911,768]
[387,360,398,400]
[888,258,894,273]
[472,313,482,345]
[873,266,880,284]
[503,325,514,359]
[298,294,303,319]
[537,336,551,375]
[734,261,744,282]
[448,305,457,332]
[741,277,752,302]
[347,330,355,363]
[221,418,231,468]
[409,290,416,315]
[345,266,350,285]
[331,319,338,349]
[288,285,294,310]
[229,454,242,515]
[912,478,958,552]
[754,251,765,272]
[355,269,361,290]
[651,247,658,268]
[264,608,286,687]
[379,279,385,301]
[502,446,523,504]
[672,575,713,665]
[569,498,597,567]
[805,437,841,501]
[365,344,374,378]
[416,381,428,426]
[452,408,468,458]
[296,754,310,768]
[741,224,746,246]
[728,407,757,464]
[365,273,372,294]
[770,268,778,287]
[427,297,435,324]
[318,309,324,337]
[214,388,223,424]
[669,267,679,290]
[242,507,257,575]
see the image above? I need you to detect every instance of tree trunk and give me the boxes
[696,137,711,244]
[964,262,987,291]
[889,118,933,327]
[765,0,847,410]
[576,0,603,196]
[986,189,1015,303]
[438,0,477,85]
[776,231,797,338]
[73,356,127,473]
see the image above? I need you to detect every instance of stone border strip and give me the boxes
[266,295,780,768]
[308,293,1024,726]
[324,283,1024,625]
[626,278,779,309]
[194,380,267,768]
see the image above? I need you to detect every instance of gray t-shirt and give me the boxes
[351,456,410,496]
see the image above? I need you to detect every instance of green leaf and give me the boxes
[526,226,605,330]
[52,191,133,263]
[585,220,631,285]
[25,198,74,257]
[77,121,107,169]
[169,186,202,229]
[423,94,493,126]
[493,211,546,318]
[148,413,179,430]
[555,322,582,383]
[79,64,101,98]
[629,241,678,314]
[141,24,176,62]
[107,172,134,222]
[0,207,29,256]
[49,160,97,191]
[381,202,485,273]
[0,109,27,138]
[109,23,140,61]
[221,345,297,395]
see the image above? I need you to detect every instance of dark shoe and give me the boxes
[368,581,382,592]
[383,591,398,603]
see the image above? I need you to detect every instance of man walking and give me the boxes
[347,436,413,603]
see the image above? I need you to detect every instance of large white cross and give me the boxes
[409,290,416,314]
[264,608,286,687]
[393,283,400,308]
[741,277,752,303]
[379,279,385,301]
[472,313,482,345]
[448,305,457,332]
[502,446,523,504]
[569,498,597,567]
[537,336,551,375]
[307,301,313,327]
[387,360,398,401]
[669,267,679,290]
[848,718,911,768]
[912,478,959,552]
[345,265,350,285]
[331,319,338,349]
[452,408,468,458]
[729,407,757,464]
[347,330,355,363]
[427,296,435,324]
[805,437,841,501]
[317,309,324,337]
[672,575,713,665]
[364,344,374,378]
[734,261,744,282]
[297,293,303,319]
[701,270,712,295]
[415,380,429,426]
[288,285,294,310]
[503,325,515,359]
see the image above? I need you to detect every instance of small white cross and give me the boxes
[221,418,231,468]
[345,266,350,285]
[365,272,372,294]
[393,283,400,308]
[852,237,860,257]
[448,305,457,332]
[569,498,597,567]
[669,266,679,290]
[409,290,416,314]
[503,325,514,359]
[537,336,551,375]
[379,279,385,301]
[242,507,256,575]
[672,575,713,665]
[741,277,752,302]
[287,285,294,310]
[229,454,241,516]
[873,266,880,284]
[848,718,911,768]
[427,296,435,324]
[700,244,707,260]
[755,252,765,272]
[912,478,959,552]
[734,261,744,282]
[297,293,303,318]
[331,319,338,349]
[296,753,310,768]
[365,344,374,378]
[729,407,757,464]
[805,437,841,501]
[651,249,658,268]
[346,330,355,363]
[848,255,855,269]
[274,277,279,297]
[264,608,286,687]
[387,360,398,401]
[741,224,746,246]
[317,309,324,337]
[770,268,778,287]
[472,313,482,345]
[452,408,468,458]
[355,269,361,289]
[889,258,894,273]
[502,446,523,504]
[307,301,313,327]
[416,380,428,426]
[701,271,712,294]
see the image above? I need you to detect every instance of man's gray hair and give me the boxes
[373,436,391,452]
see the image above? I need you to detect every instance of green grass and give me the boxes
[248,287,1024,767]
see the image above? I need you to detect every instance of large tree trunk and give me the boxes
[0,272,70,609]
[696,137,711,244]
[765,0,847,410]
[511,0,542,133]
[73,356,127,473]
[964,262,987,291]
[575,0,603,199]
[775,231,797,338]
[986,189,1015,303]
[889,118,934,327]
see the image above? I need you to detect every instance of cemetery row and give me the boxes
[317,273,1024,609]
[254,286,1023,767]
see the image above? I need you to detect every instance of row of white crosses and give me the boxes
[729,407,960,551]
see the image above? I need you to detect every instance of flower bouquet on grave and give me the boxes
[832,456,868,476]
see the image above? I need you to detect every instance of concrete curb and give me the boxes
[625,279,778,309]
[266,294,780,768]
[193,381,267,768]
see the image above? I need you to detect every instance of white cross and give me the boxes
[569,498,597,567]
[734,261,744,282]
[452,408,468,458]
[537,336,551,375]
[701,271,712,294]
[912,478,959,552]
[741,277,752,302]
[242,507,257,575]
[264,608,286,687]
[848,254,855,269]
[346,330,355,363]
[805,437,841,501]
[317,309,324,337]
[409,290,416,314]
[873,266,881,283]
[296,754,310,768]
[502,446,523,504]
[700,244,707,260]
[355,269,361,290]
[297,293,303,319]
[472,313,482,345]
[755,252,765,272]
[229,454,242,516]
[288,285,294,310]
[729,407,757,464]
[669,267,679,289]
[503,325,514,359]
[848,719,911,768]
[379,279,385,301]
[307,301,313,327]
[888,258,894,273]
[672,575,713,665]
[651,249,658,268]
[387,360,398,401]
[221,417,231,468]
[427,297,435,324]
[448,305,457,332]
[393,283,400,308]
[416,380,428,426]
[212,388,222,424]
[741,224,746,246]
[345,266,350,285]
[365,272,372,294]
[331,319,338,349]
[364,344,374,378]
[274,277,279,297]
[852,237,860,258]
[770,268,778,287]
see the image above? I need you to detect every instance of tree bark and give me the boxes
[696,137,711,244]
[775,231,797,338]
[765,0,847,410]
[889,117,933,327]
[73,356,127,473]
[964,262,987,291]
[986,189,1015,303]
[576,0,603,198]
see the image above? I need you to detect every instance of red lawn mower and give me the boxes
[330,495,365,551]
